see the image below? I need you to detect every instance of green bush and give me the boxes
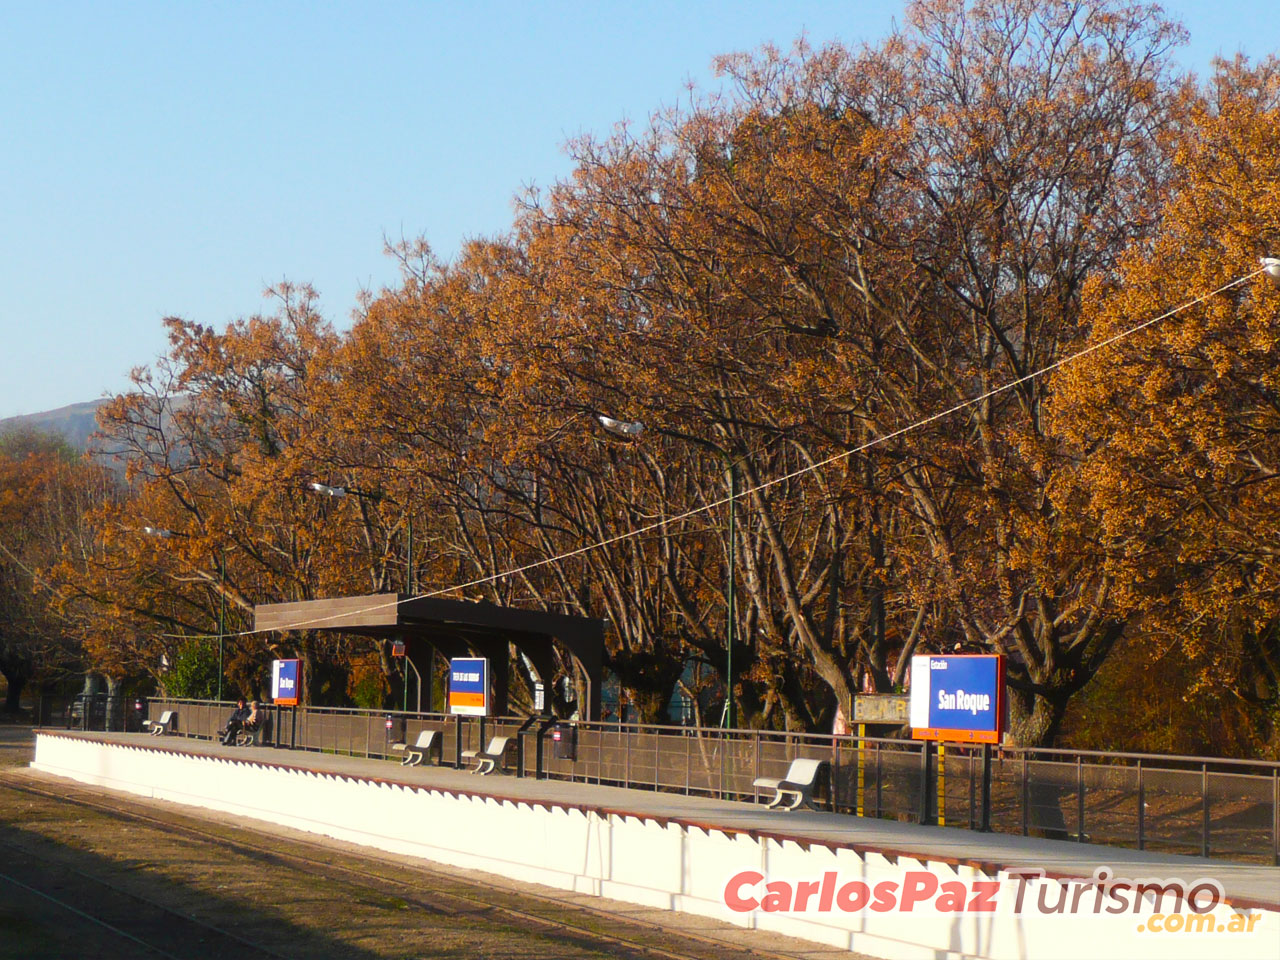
[163,641,219,700]
[349,669,387,710]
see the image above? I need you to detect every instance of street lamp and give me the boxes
[597,414,739,728]
[141,526,226,704]
[308,481,346,498]
[597,415,644,438]
[1261,257,1280,288]
[306,482,414,593]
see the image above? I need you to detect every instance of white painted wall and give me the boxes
[32,734,1278,960]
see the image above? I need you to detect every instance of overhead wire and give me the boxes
[122,264,1263,639]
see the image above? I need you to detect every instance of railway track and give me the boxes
[0,770,826,960]
[0,841,288,959]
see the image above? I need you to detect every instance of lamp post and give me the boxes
[597,415,739,728]
[308,481,416,712]
[307,482,414,594]
[724,462,736,729]
[142,527,226,703]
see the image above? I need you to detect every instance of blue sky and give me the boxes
[0,1,1270,419]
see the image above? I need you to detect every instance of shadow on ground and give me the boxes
[0,726,396,959]
[0,818,395,960]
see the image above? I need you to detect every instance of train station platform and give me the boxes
[31,729,1280,960]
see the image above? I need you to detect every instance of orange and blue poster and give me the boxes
[448,657,488,716]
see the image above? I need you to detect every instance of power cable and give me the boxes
[133,265,1264,638]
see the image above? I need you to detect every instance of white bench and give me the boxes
[390,730,439,766]
[461,736,511,775]
[142,710,175,736]
[752,758,825,810]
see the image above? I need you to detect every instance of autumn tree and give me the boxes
[61,0,1263,757]
[333,239,700,720]
[496,0,1190,743]
[0,429,114,711]
[1052,56,1280,753]
[715,0,1190,745]
[61,286,404,703]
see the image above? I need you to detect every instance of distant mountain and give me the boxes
[0,399,109,452]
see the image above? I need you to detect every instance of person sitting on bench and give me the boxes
[243,700,262,735]
[221,699,249,745]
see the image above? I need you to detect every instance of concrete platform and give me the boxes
[39,729,1280,911]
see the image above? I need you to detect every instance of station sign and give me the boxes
[909,655,1005,744]
[272,658,302,706]
[852,694,909,724]
[448,657,489,716]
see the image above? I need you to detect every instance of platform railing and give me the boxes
[133,697,1280,866]
[41,694,144,733]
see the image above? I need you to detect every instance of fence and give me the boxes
[109,698,1280,866]
[38,694,148,733]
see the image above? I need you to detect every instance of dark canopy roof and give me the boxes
[254,593,605,719]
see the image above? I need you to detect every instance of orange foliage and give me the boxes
[1052,57,1280,750]
[42,4,1280,753]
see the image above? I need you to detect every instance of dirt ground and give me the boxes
[0,725,852,960]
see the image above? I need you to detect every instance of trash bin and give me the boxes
[385,714,404,744]
[551,722,577,761]
[130,697,148,733]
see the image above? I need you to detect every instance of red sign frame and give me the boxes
[910,654,1006,744]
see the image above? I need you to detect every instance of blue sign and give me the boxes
[909,655,1005,743]
[272,659,301,706]
[448,657,488,716]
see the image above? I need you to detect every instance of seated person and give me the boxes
[243,700,262,733]
[221,698,249,745]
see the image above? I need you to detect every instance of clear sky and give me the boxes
[0,1,1269,419]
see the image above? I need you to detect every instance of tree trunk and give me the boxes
[1007,686,1069,748]
[105,675,123,731]
[610,649,685,724]
[2,673,25,714]
[1007,684,1072,837]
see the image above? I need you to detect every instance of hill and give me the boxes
[0,400,108,452]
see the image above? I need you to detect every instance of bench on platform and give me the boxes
[234,713,270,748]
[390,730,440,766]
[461,736,511,775]
[753,758,826,810]
[142,711,176,736]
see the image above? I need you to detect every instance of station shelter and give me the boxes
[253,593,605,719]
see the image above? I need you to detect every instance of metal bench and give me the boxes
[234,714,270,747]
[752,758,826,810]
[142,710,176,736]
[461,736,511,775]
[390,730,440,766]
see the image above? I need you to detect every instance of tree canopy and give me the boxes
[17,1,1280,755]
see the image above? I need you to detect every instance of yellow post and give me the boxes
[937,743,946,826]
[856,723,866,817]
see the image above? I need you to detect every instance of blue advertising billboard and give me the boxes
[272,658,301,706]
[909,655,1005,744]
[448,657,489,716]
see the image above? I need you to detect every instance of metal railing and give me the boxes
[128,698,1280,866]
[38,694,147,733]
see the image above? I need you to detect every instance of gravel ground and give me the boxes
[0,724,856,960]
